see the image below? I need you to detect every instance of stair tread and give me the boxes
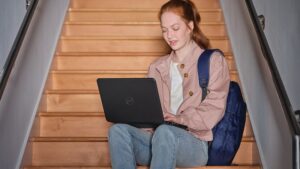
[31,137,107,142]
[45,90,99,94]
[24,165,260,169]
[55,52,233,57]
[65,21,224,25]
[68,8,222,12]
[46,83,242,93]
[39,112,104,116]
[39,111,250,116]
[51,70,148,74]
[55,52,167,56]
[31,136,255,142]
[50,69,237,74]
[60,36,228,40]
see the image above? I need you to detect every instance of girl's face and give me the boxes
[160,11,193,51]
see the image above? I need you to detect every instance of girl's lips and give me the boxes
[169,40,177,46]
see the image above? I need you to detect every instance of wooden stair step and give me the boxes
[39,114,110,137]
[45,70,240,109]
[45,92,101,113]
[48,70,146,91]
[52,53,236,72]
[32,136,255,143]
[30,137,259,166]
[70,0,221,10]
[55,52,167,56]
[31,137,108,142]
[58,36,231,53]
[45,72,242,112]
[62,21,226,37]
[38,112,253,138]
[53,55,158,71]
[24,165,261,169]
[49,71,239,91]
[67,8,223,22]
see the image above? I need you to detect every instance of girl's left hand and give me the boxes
[164,113,180,123]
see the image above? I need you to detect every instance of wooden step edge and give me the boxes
[38,112,104,117]
[23,165,261,169]
[55,52,233,57]
[68,8,160,12]
[45,90,99,94]
[60,36,228,40]
[50,70,148,74]
[30,136,254,143]
[38,111,250,118]
[65,21,160,25]
[49,70,237,75]
[55,52,167,57]
[68,8,222,12]
[30,137,107,142]
[50,68,148,74]
[64,21,224,25]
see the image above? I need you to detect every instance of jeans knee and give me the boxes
[152,124,176,144]
[108,124,131,141]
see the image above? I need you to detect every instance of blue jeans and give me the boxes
[108,124,208,169]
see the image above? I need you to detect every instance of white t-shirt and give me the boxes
[170,61,183,115]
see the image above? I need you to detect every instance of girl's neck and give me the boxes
[174,40,194,63]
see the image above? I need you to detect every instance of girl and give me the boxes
[108,0,230,168]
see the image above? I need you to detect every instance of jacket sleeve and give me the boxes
[147,63,155,78]
[178,52,231,131]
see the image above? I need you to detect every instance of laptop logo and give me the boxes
[125,97,135,106]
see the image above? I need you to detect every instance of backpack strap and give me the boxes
[197,49,223,101]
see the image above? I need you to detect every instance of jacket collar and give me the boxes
[156,41,204,76]
[156,55,172,80]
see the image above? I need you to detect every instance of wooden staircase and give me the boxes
[22,0,261,168]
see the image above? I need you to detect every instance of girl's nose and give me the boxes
[167,30,173,39]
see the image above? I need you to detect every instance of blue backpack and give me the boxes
[197,49,247,165]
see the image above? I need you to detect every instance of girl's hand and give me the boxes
[141,128,154,133]
[164,113,180,123]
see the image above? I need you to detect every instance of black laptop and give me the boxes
[97,78,164,128]
[97,78,187,129]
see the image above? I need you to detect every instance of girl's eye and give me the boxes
[173,27,179,31]
[162,29,167,33]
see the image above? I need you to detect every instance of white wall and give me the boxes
[252,0,300,111]
[220,1,293,169]
[0,0,26,79]
[0,0,69,169]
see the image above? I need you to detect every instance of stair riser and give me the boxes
[53,56,158,71]
[62,24,226,37]
[68,10,223,22]
[49,72,239,91]
[24,167,260,169]
[40,116,110,137]
[32,142,110,166]
[32,140,257,166]
[39,115,253,138]
[70,0,220,9]
[50,72,146,91]
[58,39,230,53]
[46,93,101,113]
[24,166,261,169]
[52,55,236,71]
[46,70,239,113]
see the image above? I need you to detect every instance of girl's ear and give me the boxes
[188,21,194,31]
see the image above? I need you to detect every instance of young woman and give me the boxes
[108,0,230,168]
